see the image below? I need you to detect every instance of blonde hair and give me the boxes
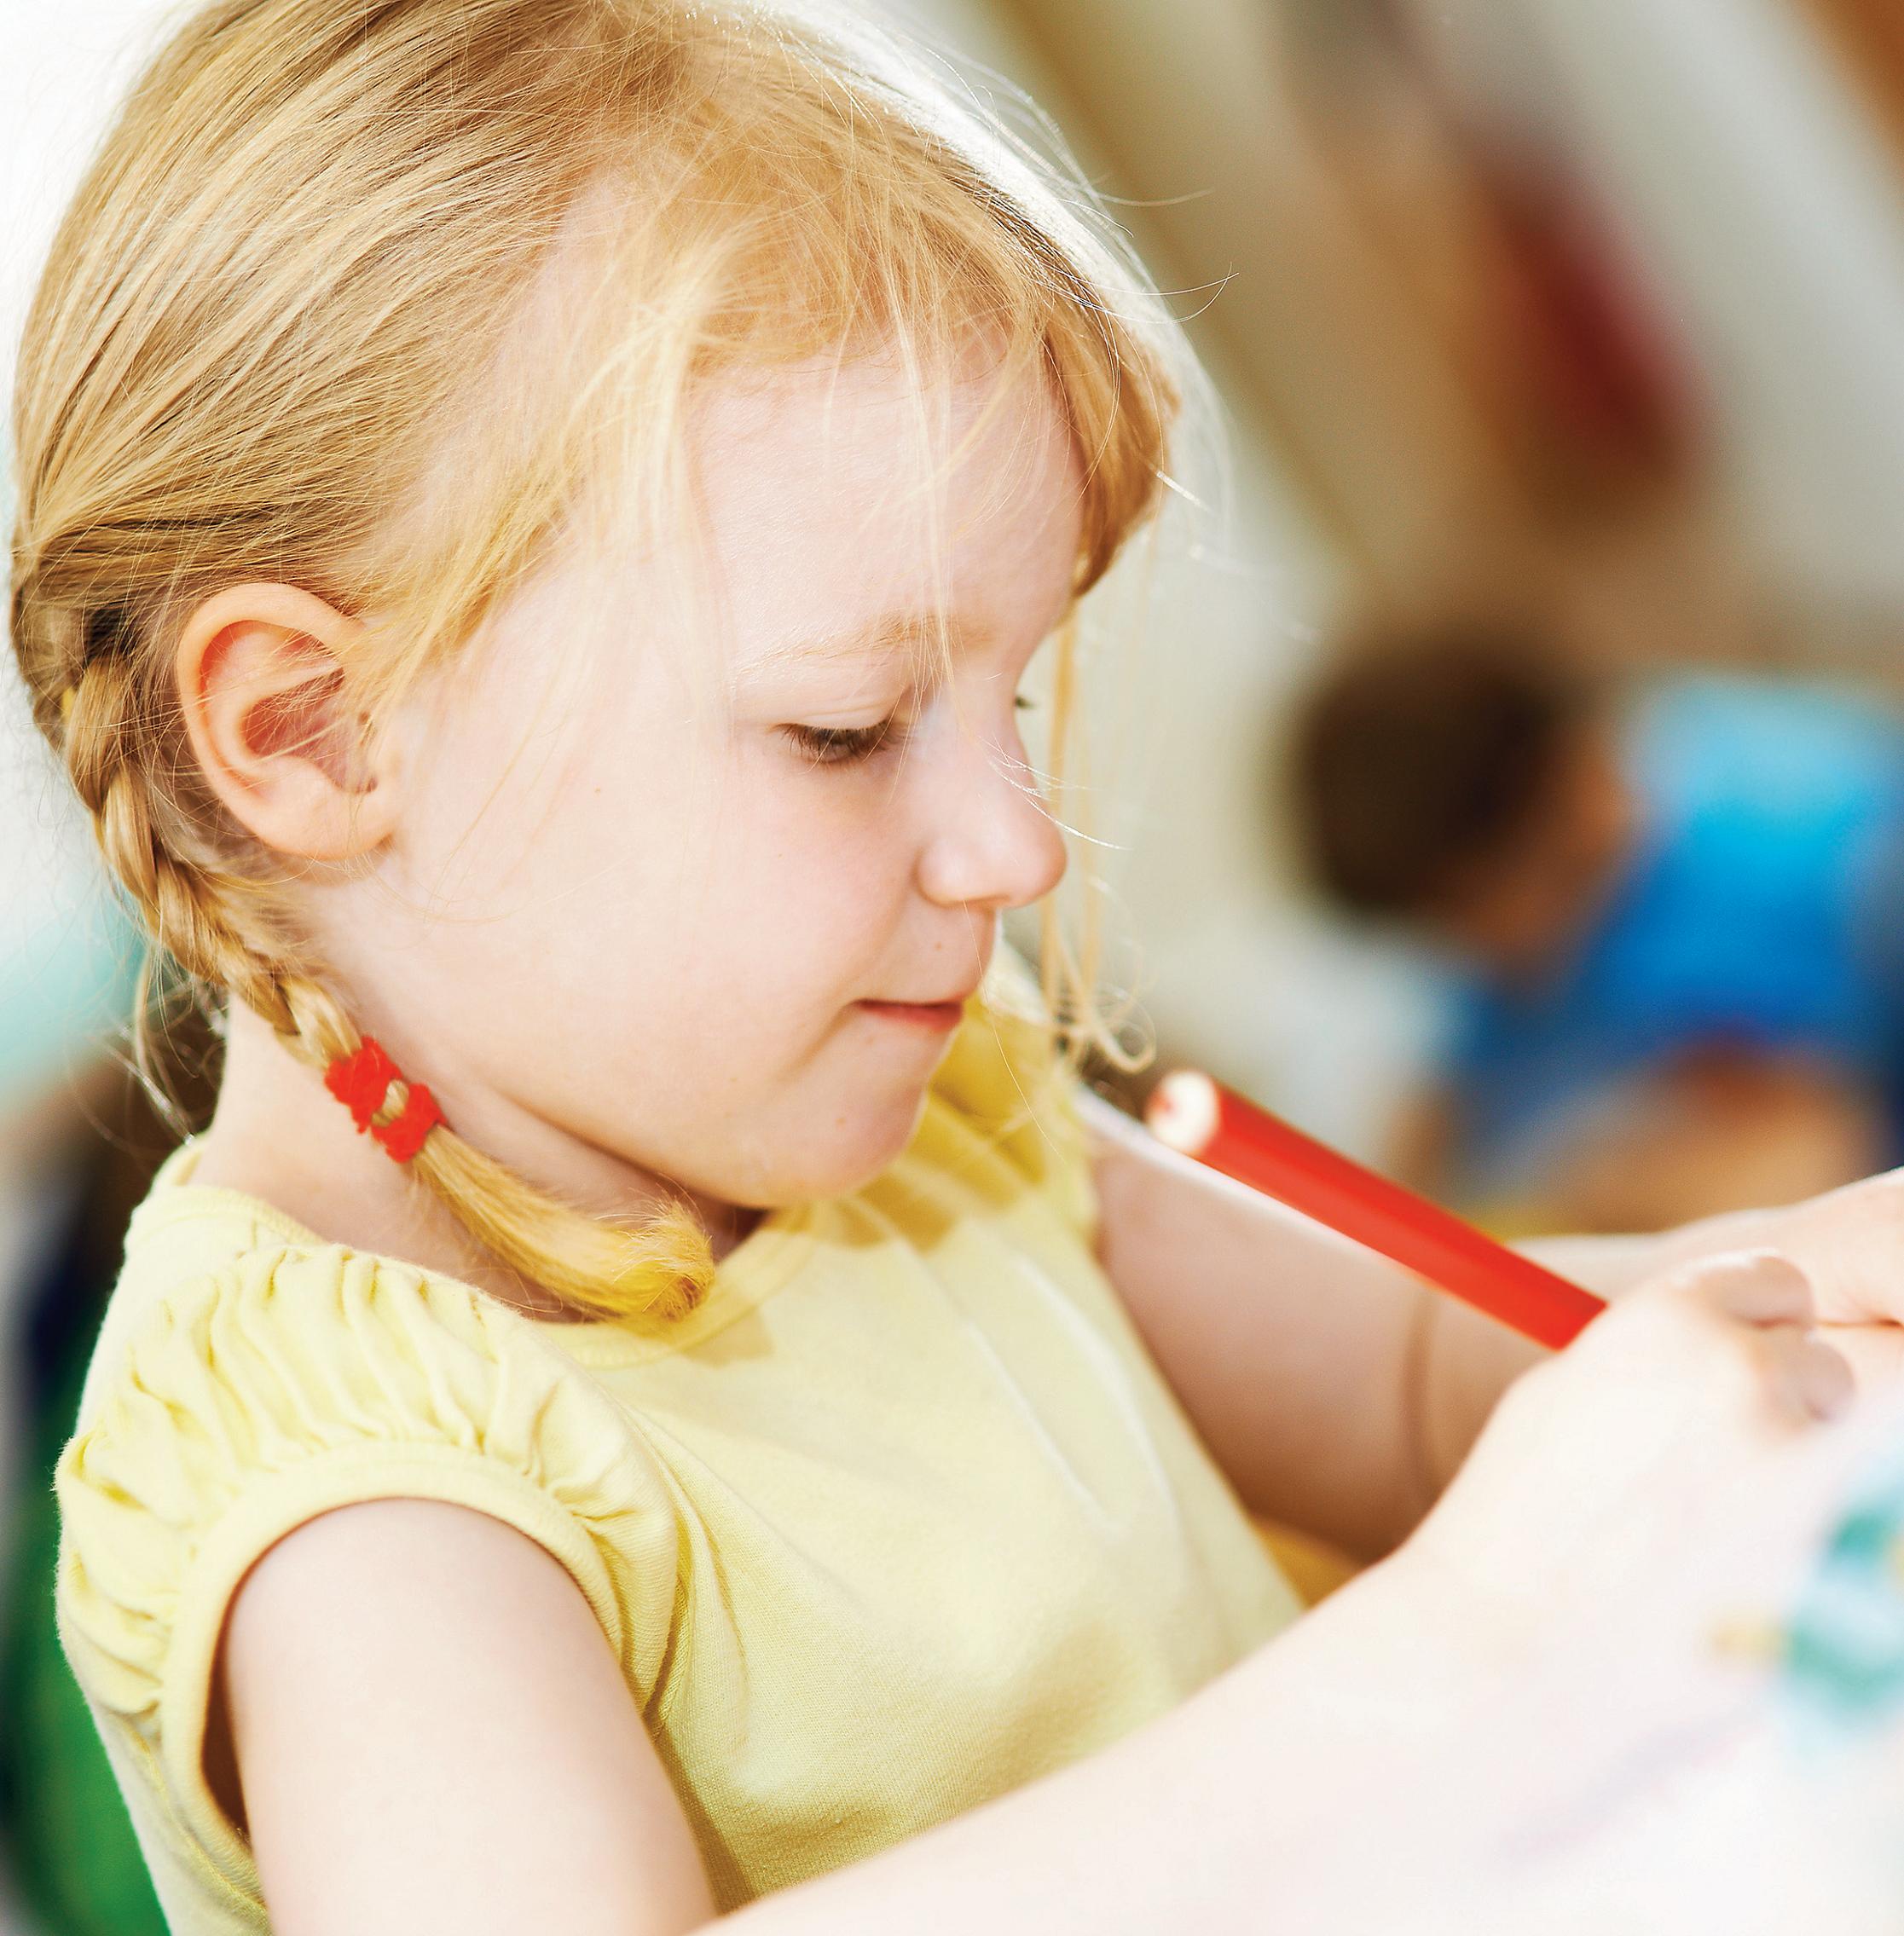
[10,0,1181,1320]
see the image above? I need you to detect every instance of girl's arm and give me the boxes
[223,1500,718,1936]
[1085,1087,1575,1556]
[226,1493,1476,1936]
[224,1254,1861,1936]
[1080,1089,1904,1555]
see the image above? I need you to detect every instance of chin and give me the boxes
[766,1086,933,1205]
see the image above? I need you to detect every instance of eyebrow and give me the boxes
[736,612,985,684]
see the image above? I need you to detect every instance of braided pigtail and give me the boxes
[55,642,713,1321]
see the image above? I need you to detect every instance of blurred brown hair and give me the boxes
[1288,625,1591,919]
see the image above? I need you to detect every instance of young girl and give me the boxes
[14,3,1904,1930]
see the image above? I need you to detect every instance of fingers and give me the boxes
[1824,1324,1904,1396]
[1690,1251,1814,1326]
[1610,1249,1854,1427]
[1756,1318,1856,1426]
[1704,1252,1852,1425]
[1766,1167,1904,1326]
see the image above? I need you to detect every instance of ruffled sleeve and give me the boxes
[55,1243,682,1898]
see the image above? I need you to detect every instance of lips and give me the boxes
[857,996,970,1030]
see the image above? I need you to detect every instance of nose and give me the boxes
[915,722,1068,914]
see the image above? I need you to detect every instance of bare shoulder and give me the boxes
[223,1499,715,1936]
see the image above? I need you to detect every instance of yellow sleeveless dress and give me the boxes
[56,980,1300,1930]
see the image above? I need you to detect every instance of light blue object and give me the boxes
[1,438,143,1117]
[1782,1441,1904,1735]
[1445,674,1904,1192]
[0,877,142,1113]
[0,666,143,1118]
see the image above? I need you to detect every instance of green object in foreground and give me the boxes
[0,1329,166,1936]
[1783,1444,1904,1735]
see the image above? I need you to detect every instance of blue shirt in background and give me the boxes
[1445,675,1904,1189]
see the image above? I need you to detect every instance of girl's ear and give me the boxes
[175,584,402,860]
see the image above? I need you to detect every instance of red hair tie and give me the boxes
[324,1037,445,1164]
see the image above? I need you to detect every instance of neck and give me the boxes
[188,1004,758,1319]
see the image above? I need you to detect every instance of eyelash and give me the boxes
[783,694,1038,768]
[784,719,902,766]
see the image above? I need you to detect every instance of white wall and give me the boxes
[1504,0,1904,621]
[0,0,179,394]
[0,0,164,1111]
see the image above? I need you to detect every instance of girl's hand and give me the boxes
[1378,1253,1904,1933]
[1404,1248,1858,1668]
[1743,1167,1904,1332]
[1218,1249,1897,1929]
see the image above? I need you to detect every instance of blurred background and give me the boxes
[9,0,1904,1927]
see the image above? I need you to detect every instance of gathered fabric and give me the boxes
[57,976,1300,1930]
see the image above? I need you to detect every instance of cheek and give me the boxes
[385,673,702,1027]
[679,766,917,1000]
[508,746,920,1048]
[385,670,930,1153]
[377,754,942,1202]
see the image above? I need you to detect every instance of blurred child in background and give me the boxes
[1292,627,1904,1227]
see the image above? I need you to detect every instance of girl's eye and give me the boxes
[780,718,903,766]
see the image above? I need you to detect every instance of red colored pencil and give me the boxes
[1143,1070,1605,1350]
